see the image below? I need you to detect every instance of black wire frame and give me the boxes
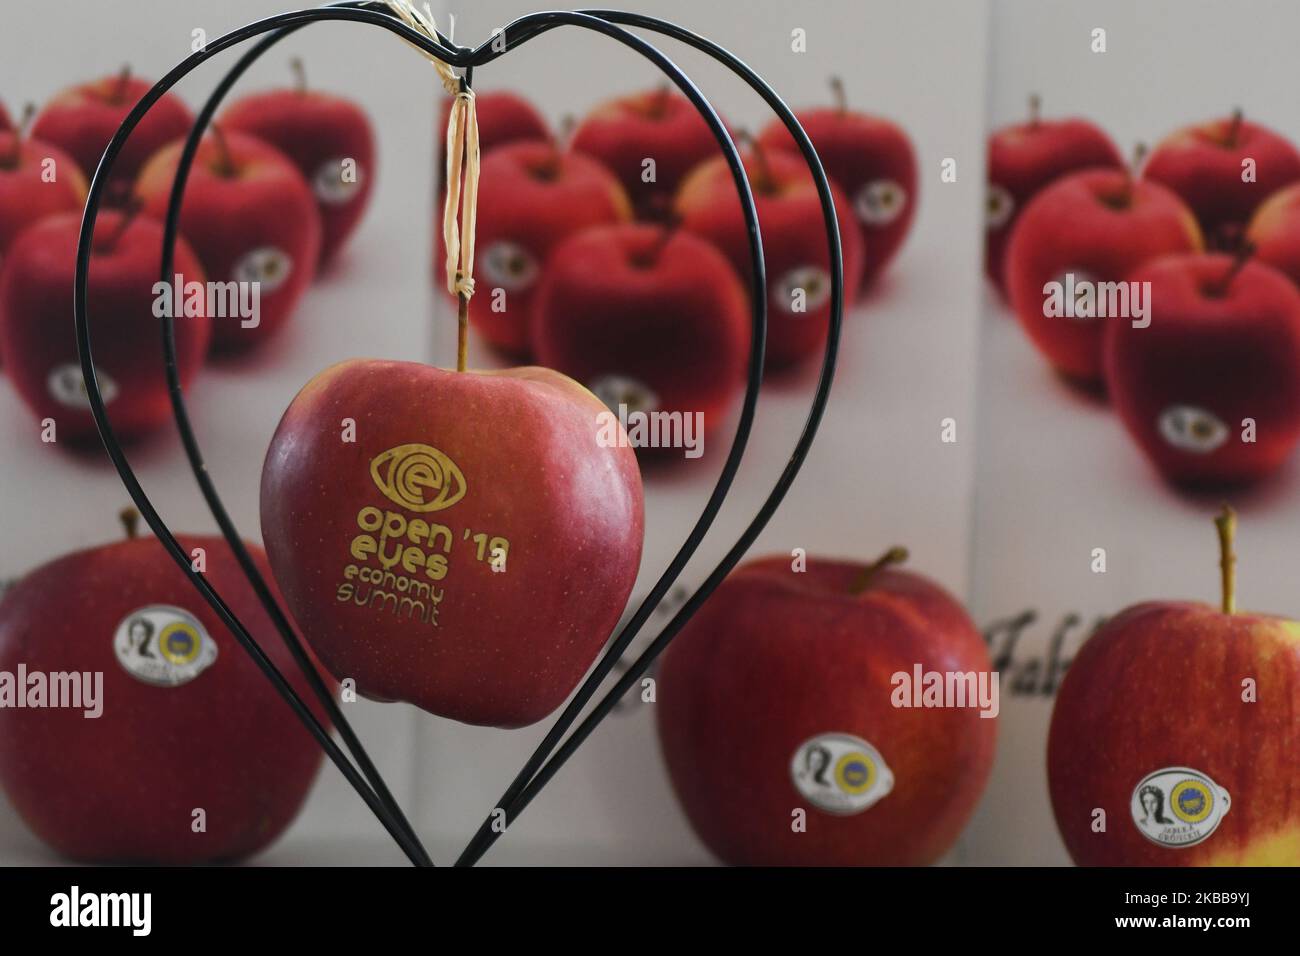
[72,1,844,867]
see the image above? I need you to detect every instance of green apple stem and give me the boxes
[0,103,35,168]
[849,546,909,594]
[830,76,847,116]
[119,507,140,540]
[1215,505,1237,615]
[291,57,308,95]
[1227,108,1244,148]
[112,64,132,104]
[1028,93,1041,128]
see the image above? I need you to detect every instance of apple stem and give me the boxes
[1210,240,1255,296]
[849,546,910,594]
[830,76,847,116]
[0,103,35,168]
[291,57,308,95]
[1227,108,1244,148]
[634,221,677,269]
[119,507,140,540]
[112,64,132,104]
[94,199,141,254]
[1215,505,1237,615]
[1028,93,1041,128]
[210,123,236,177]
[456,292,469,373]
[735,128,774,193]
[1122,142,1147,204]
[652,83,671,119]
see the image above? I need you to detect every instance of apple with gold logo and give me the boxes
[259,359,644,728]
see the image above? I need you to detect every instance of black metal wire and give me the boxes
[75,1,842,868]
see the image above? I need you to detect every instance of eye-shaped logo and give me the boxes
[589,374,660,415]
[232,246,293,294]
[313,158,364,205]
[1157,404,1229,454]
[775,265,832,314]
[986,183,1015,230]
[47,363,118,409]
[855,178,908,226]
[370,443,467,513]
[479,241,540,292]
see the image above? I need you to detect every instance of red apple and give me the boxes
[32,67,194,196]
[0,101,12,132]
[674,146,865,369]
[531,223,750,456]
[758,78,918,289]
[1244,181,1300,289]
[454,141,630,355]
[259,358,644,728]
[657,550,997,866]
[1048,508,1300,865]
[0,112,88,265]
[1143,111,1300,250]
[1005,168,1203,383]
[220,59,376,266]
[439,89,549,163]
[571,89,723,219]
[985,96,1123,294]
[0,210,210,442]
[0,515,329,863]
[1104,252,1300,486]
[135,129,322,352]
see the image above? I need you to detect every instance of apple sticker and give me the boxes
[1157,404,1230,454]
[1132,767,1231,848]
[986,183,1015,230]
[479,240,540,293]
[312,157,365,206]
[790,732,894,816]
[775,265,832,314]
[855,178,908,226]
[113,604,219,687]
[589,373,660,416]
[232,246,294,294]
[47,363,118,409]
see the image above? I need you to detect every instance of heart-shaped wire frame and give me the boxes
[72,1,845,867]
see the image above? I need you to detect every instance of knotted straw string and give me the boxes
[386,0,479,371]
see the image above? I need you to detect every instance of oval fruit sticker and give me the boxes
[790,732,894,816]
[1131,766,1231,848]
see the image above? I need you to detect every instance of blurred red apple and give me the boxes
[32,67,194,195]
[260,358,644,728]
[1104,252,1300,486]
[572,88,723,219]
[135,128,321,352]
[1143,111,1300,250]
[0,101,11,132]
[758,77,918,290]
[1048,507,1300,865]
[0,514,328,863]
[0,209,209,442]
[674,145,864,369]
[1245,181,1300,289]
[657,550,997,866]
[455,141,630,355]
[0,108,87,264]
[985,96,1122,294]
[532,222,750,456]
[1005,167,1203,383]
[439,89,549,164]
[220,59,375,266]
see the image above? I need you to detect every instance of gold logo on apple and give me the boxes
[370,443,467,513]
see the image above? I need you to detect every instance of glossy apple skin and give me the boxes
[532,223,750,450]
[455,141,631,355]
[32,75,193,194]
[260,359,645,728]
[675,149,864,369]
[136,131,322,352]
[221,88,376,265]
[0,536,329,864]
[0,211,210,442]
[1104,254,1300,486]
[572,90,723,219]
[657,555,996,866]
[1245,182,1300,288]
[985,117,1122,294]
[759,109,917,289]
[1048,601,1300,866]
[439,90,549,163]
[1005,169,1203,382]
[1144,117,1300,249]
[0,133,88,263]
